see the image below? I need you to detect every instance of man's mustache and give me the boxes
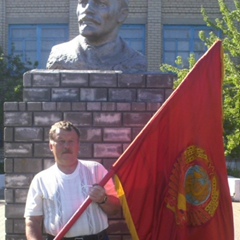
[62,150,72,154]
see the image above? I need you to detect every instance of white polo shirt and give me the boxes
[24,160,118,237]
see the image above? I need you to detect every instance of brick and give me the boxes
[4,102,18,111]
[23,71,32,87]
[52,88,79,101]
[123,112,152,126]
[44,127,51,141]
[101,102,116,111]
[87,102,101,111]
[4,112,32,126]
[27,102,42,111]
[15,127,43,142]
[61,71,88,86]
[57,102,72,111]
[4,127,14,142]
[5,204,25,218]
[116,103,131,111]
[5,174,33,188]
[93,113,122,126]
[6,219,13,233]
[5,189,14,203]
[4,158,13,173]
[64,112,92,126]
[103,128,131,142]
[4,143,32,158]
[138,89,164,102]
[132,127,142,139]
[146,73,174,88]
[14,158,42,173]
[32,71,60,87]
[15,189,29,203]
[118,73,146,87]
[147,102,161,111]
[109,89,137,102]
[43,159,55,169]
[34,143,52,158]
[79,143,93,158]
[79,128,102,142]
[34,112,62,126]
[42,102,57,111]
[5,234,29,240]
[23,88,51,102]
[131,102,146,111]
[102,159,117,170]
[94,144,122,158]
[165,88,174,99]
[72,102,86,111]
[80,88,107,101]
[13,219,25,234]
[19,102,27,111]
[123,143,130,151]
[90,72,117,87]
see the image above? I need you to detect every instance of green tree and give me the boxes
[0,47,37,173]
[0,47,37,143]
[161,0,240,162]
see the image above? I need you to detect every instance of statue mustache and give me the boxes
[79,16,101,25]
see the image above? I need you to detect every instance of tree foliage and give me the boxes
[0,47,38,146]
[160,0,240,160]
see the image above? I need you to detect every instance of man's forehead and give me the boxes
[54,128,75,136]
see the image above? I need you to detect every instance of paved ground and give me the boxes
[233,202,240,240]
[0,200,239,239]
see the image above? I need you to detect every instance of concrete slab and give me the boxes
[228,176,240,202]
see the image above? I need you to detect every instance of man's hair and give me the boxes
[49,121,80,141]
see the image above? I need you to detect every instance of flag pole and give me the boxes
[53,168,116,240]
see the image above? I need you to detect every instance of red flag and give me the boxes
[113,40,234,240]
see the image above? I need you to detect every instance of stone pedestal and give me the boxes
[4,70,175,240]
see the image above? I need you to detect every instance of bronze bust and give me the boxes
[46,0,147,73]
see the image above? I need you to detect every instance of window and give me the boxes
[120,24,146,55]
[8,24,146,69]
[163,25,220,68]
[9,24,69,69]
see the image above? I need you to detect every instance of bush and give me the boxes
[0,47,38,169]
[227,167,240,178]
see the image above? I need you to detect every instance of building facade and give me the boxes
[0,0,234,71]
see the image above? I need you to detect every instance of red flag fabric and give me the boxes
[113,40,234,240]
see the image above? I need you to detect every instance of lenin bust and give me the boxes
[46,0,147,73]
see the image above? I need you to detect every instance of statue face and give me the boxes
[77,0,127,44]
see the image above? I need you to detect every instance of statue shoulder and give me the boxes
[119,39,148,72]
[51,36,81,54]
[46,36,82,69]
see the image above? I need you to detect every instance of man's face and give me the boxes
[77,0,126,43]
[49,129,80,167]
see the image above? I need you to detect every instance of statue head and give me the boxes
[76,0,129,45]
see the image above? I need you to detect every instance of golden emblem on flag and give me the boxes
[165,145,219,226]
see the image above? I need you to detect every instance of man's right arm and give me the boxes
[25,215,43,240]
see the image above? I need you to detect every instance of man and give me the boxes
[24,121,120,240]
[46,0,147,72]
